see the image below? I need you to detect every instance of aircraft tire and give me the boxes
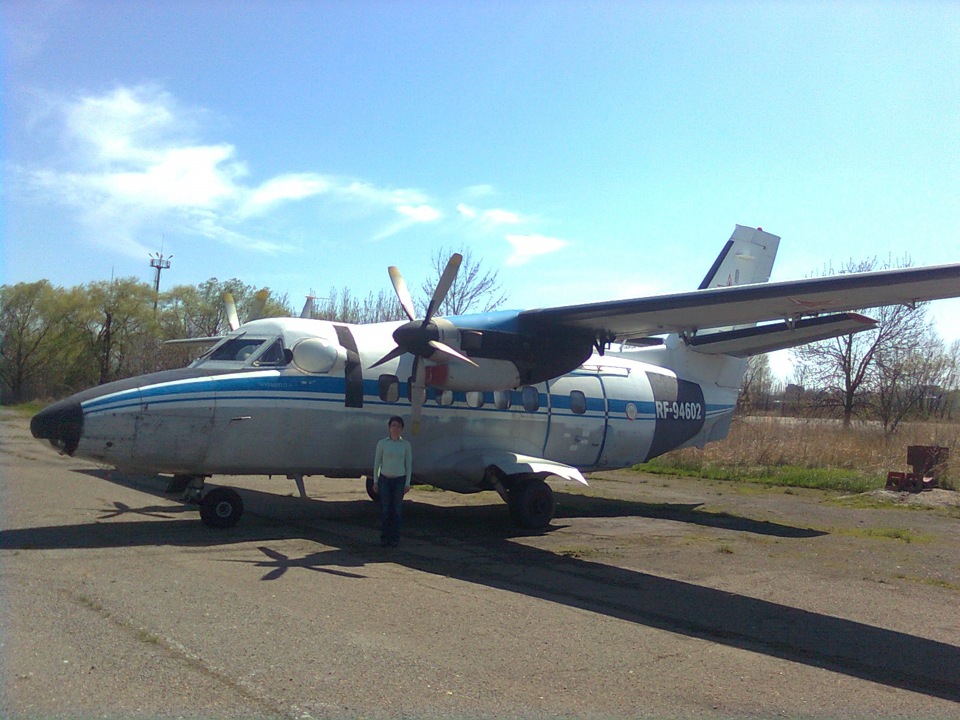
[199,487,244,529]
[365,476,380,502]
[509,478,555,529]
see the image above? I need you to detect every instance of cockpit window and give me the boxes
[253,339,286,366]
[210,338,266,362]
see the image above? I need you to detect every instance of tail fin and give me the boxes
[698,225,780,290]
[664,226,781,392]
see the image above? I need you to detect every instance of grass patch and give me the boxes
[837,527,929,543]
[910,577,960,592]
[632,458,883,493]
[630,416,959,492]
[1,401,47,418]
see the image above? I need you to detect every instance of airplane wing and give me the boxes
[517,263,960,343]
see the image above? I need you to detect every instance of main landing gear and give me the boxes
[363,472,556,529]
[506,477,555,529]
[170,475,244,529]
[485,469,556,529]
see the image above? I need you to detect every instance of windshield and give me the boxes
[209,338,266,362]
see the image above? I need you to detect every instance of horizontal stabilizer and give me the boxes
[686,313,877,357]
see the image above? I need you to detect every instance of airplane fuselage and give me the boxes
[32,317,738,496]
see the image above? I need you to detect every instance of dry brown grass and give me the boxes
[661,416,959,488]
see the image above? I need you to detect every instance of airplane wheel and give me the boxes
[200,487,244,529]
[509,478,555,529]
[365,475,380,502]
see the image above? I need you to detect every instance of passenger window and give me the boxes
[436,390,454,407]
[494,391,512,411]
[466,391,484,409]
[570,390,587,415]
[254,339,285,366]
[522,386,540,412]
[379,375,400,403]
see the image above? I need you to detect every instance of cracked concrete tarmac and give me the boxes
[2,409,959,719]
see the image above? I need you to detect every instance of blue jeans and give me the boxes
[378,475,406,546]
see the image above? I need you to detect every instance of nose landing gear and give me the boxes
[171,475,244,528]
[198,486,244,528]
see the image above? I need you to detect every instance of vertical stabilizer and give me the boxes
[668,225,782,391]
[699,225,780,290]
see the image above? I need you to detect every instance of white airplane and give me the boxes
[31,226,960,529]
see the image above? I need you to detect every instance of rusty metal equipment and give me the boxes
[885,445,949,493]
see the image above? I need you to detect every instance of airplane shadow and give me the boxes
[2,469,956,703]
[550,491,827,538]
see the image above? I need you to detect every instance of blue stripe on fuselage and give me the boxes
[80,367,734,420]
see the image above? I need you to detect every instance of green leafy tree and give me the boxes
[0,281,62,402]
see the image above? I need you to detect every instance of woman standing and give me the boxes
[373,416,412,547]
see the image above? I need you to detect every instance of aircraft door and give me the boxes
[543,375,607,469]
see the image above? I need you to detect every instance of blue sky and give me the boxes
[3,1,959,378]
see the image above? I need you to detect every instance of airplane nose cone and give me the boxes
[30,399,83,455]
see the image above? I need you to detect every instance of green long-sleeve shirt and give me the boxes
[374,436,412,488]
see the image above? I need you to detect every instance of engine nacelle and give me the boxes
[424,359,521,392]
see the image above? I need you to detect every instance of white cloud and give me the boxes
[457,203,522,225]
[241,173,334,218]
[396,204,442,222]
[504,233,569,266]
[483,208,521,224]
[26,85,447,255]
[457,203,478,219]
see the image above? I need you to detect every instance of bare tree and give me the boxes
[419,245,507,316]
[313,287,405,324]
[790,255,929,426]
[872,325,949,434]
[738,353,774,413]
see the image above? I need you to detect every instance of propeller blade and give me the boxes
[428,340,478,366]
[249,289,269,321]
[388,267,417,322]
[410,357,426,435]
[423,253,462,321]
[370,345,407,369]
[223,292,240,331]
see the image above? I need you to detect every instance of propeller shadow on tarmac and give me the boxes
[1,468,957,704]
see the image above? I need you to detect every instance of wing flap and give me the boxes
[451,450,588,485]
[686,313,878,357]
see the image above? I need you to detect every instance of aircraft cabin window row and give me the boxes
[375,375,591,415]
